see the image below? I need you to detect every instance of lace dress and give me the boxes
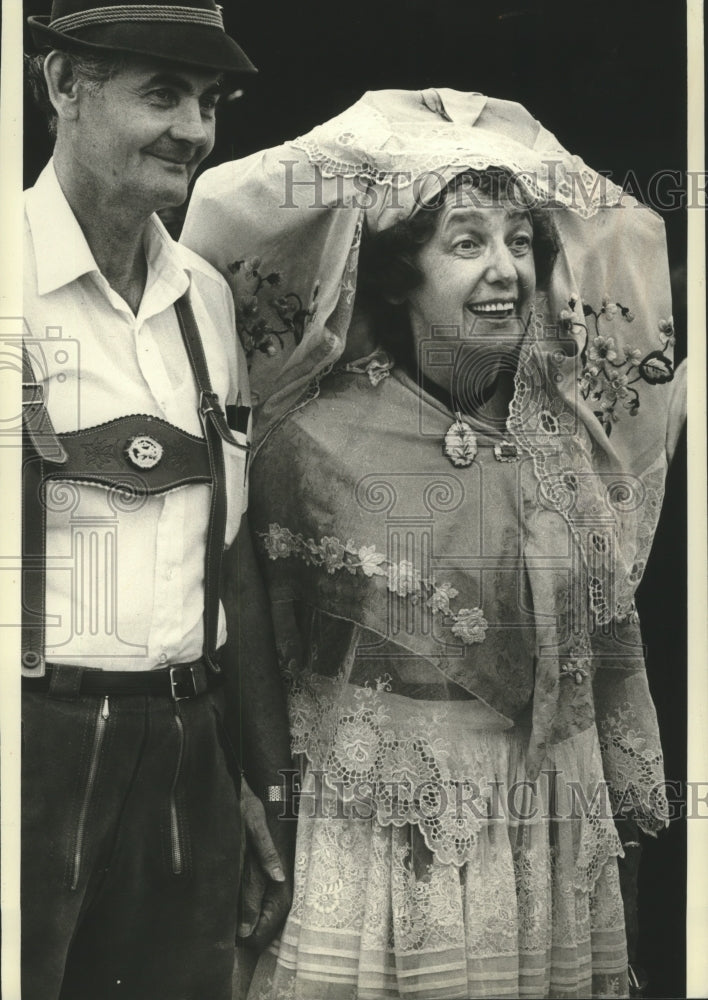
[244,362,665,1000]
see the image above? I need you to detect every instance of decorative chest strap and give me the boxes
[47,413,211,494]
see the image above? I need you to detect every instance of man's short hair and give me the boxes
[25,51,126,139]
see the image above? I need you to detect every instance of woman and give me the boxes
[183,89,684,999]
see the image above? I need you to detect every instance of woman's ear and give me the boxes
[380,255,416,305]
[340,296,378,362]
[44,51,82,124]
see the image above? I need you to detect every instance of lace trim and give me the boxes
[249,806,628,998]
[508,304,670,623]
[291,97,624,220]
[598,700,669,835]
[289,672,622,890]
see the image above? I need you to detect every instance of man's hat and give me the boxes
[27,0,257,76]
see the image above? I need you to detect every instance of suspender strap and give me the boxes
[21,416,47,672]
[22,343,67,672]
[22,343,68,464]
[175,295,248,673]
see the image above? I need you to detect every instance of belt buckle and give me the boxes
[169,665,197,701]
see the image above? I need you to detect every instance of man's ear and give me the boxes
[44,50,82,123]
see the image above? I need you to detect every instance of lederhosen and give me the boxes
[21,293,250,699]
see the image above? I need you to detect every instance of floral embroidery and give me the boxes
[320,535,349,574]
[387,559,421,599]
[559,647,591,685]
[341,350,394,386]
[364,356,392,386]
[451,607,488,644]
[426,581,459,614]
[259,524,488,644]
[228,257,319,359]
[539,410,560,434]
[335,712,382,771]
[286,673,628,902]
[357,544,387,577]
[637,351,674,385]
[560,661,589,685]
[658,315,676,346]
[587,334,618,364]
[561,296,675,436]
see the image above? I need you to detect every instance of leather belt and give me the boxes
[22,660,223,701]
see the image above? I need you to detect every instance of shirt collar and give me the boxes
[25,159,191,301]
[141,210,191,309]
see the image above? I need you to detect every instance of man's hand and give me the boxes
[237,777,294,952]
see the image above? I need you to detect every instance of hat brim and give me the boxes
[27,16,257,77]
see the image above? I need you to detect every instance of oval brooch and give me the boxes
[443,417,478,467]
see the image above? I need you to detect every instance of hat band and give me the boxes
[49,4,225,33]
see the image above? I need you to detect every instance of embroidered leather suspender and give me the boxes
[21,294,249,676]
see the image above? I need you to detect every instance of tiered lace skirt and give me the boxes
[245,681,629,1000]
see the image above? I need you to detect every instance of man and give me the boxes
[21,3,292,998]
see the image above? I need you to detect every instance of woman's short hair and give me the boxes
[356,168,560,364]
[25,51,126,139]
[359,168,560,299]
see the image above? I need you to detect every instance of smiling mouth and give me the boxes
[467,300,517,317]
[149,152,193,166]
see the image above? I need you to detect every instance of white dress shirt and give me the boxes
[23,161,249,670]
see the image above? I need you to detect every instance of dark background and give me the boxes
[23,1,688,995]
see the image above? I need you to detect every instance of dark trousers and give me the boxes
[21,678,242,1000]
